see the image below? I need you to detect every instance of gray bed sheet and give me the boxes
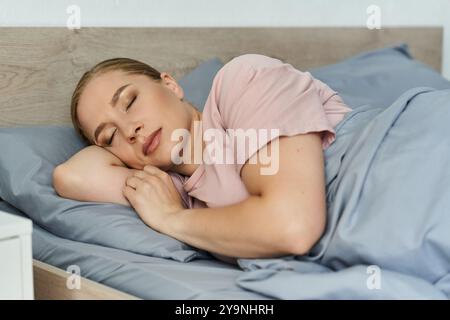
[0,200,268,300]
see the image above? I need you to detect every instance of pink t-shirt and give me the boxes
[170,54,352,209]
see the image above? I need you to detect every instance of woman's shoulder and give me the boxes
[210,54,287,108]
[220,53,285,75]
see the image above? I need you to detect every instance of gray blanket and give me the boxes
[235,87,450,299]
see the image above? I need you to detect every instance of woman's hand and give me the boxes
[123,165,185,233]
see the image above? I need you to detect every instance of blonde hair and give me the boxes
[70,57,162,144]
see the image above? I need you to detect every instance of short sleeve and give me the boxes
[210,54,342,174]
[169,172,207,209]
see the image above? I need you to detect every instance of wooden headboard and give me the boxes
[0,27,443,128]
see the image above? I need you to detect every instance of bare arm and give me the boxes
[53,145,138,206]
[163,132,327,259]
[54,146,238,265]
[168,133,327,258]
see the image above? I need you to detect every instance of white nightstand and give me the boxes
[0,210,34,299]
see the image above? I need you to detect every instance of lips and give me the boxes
[143,127,162,156]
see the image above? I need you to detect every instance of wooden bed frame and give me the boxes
[33,260,139,299]
[0,26,443,299]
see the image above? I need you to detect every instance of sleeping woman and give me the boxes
[53,54,352,265]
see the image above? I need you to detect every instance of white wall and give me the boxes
[0,0,449,78]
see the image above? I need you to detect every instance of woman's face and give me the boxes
[77,70,193,170]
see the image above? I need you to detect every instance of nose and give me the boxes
[125,122,144,144]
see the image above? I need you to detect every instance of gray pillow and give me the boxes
[178,57,224,112]
[0,126,212,262]
[0,58,224,262]
[309,43,450,110]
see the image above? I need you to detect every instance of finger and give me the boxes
[133,170,147,179]
[143,165,167,179]
[144,166,172,185]
[123,185,135,200]
[133,171,160,187]
[125,176,143,189]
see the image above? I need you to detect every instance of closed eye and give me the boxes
[106,95,137,146]
[107,129,117,146]
[126,96,137,111]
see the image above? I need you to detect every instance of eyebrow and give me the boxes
[93,83,131,144]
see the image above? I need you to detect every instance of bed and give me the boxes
[0,26,447,300]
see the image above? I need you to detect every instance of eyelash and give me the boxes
[106,96,137,146]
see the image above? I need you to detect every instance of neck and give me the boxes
[171,104,203,177]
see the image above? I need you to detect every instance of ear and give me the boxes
[160,72,184,101]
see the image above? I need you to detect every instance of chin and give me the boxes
[156,142,177,168]
[122,157,145,170]
[140,141,178,171]
[126,163,142,170]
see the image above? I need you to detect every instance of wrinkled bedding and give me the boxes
[0,200,268,300]
[3,86,450,299]
[235,87,450,299]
